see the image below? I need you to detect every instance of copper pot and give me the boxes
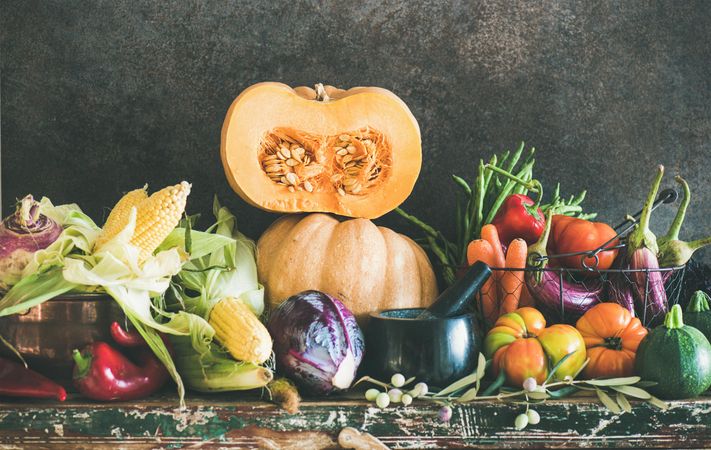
[0,294,124,386]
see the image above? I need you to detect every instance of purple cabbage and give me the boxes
[0,195,62,289]
[267,290,364,395]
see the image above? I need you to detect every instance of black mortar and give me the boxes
[365,308,481,387]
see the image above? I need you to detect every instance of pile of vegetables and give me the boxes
[0,185,278,405]
[3,77,711,429]
[397,143,595,286]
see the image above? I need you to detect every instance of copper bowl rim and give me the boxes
[43,293,112,302]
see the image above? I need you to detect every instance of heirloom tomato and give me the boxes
[575,303,648,378]
[484,307,586,387]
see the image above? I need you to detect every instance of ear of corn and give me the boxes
[171,333,274,392]
[131,181,191,260]
[209,297,273,365]
[96,181,191,260]
[95,186,148,250]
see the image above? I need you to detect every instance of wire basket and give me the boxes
[482,188,685,328]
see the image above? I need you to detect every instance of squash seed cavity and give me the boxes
[258,127,391,197]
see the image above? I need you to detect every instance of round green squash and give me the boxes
[685,291,711,340]
[635,304,711,400]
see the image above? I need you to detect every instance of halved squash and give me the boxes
[221,82,421,219]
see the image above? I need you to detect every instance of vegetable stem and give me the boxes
[661,176,690,243]
[628,165,664,255]
[72,349,92,379]
[485,164,539,193]
[663,304,684,329]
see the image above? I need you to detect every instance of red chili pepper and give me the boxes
[72,322,169,401]
[492,194,546,247]
[0,356,67,401]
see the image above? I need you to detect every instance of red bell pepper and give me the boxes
[0,356,67,401]
[492,194,546,247]
[484,165,546,247]
[72,322,169,401]
[549,215,619,271]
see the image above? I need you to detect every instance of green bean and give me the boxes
[452,175,472,196]
[504,142,525,174]
[394,208,440,239]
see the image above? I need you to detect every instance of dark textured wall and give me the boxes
[2,1,710,261]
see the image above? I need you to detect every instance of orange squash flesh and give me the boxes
[221,82,422,219]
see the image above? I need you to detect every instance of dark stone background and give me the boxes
[2,1,710,262]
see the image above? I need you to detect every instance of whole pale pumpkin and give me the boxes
[257,213,438,323]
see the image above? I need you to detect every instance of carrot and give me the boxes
[500,238,527,315]
[466,239,498,326]
[480,225,506,268]
[518,284,536,307]
[480,224,507,313]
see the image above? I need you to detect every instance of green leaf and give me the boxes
[435,371,479,397]
[124,311,185,407]
[596,389,622,414]
[616,392,632,413]
[544,351,574,384]
[157,228,233,261]
[647,396,669,411]
[481,370,506,396]
[527,391,550,400]
[0,267,77,317]
[585,377,641,387]
[634,380,658,388]
[475,353,486,393]
[609,385,652,400]
[476,353,486,381]
[457,386,479,403]
[572,358,590,379]
[547,385,579,398]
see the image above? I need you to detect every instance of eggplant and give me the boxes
[630,247,668,324]
[608,274,636,315]
[625,165,668,325]
[525,270,602,322]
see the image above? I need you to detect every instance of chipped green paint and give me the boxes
[0,395,710,448]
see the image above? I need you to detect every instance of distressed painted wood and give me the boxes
[0,394,709,449]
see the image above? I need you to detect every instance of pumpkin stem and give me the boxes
[314,83,330,102]
[687,290,711,313]
[664,304,684,330]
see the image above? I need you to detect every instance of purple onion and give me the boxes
[267,290,364,395]
[0,195,62,289]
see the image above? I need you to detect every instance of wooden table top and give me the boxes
[1,392,709,449]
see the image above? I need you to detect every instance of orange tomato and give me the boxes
[575,303,648,378]
[484,307,587,387]
[549,215,619,271]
